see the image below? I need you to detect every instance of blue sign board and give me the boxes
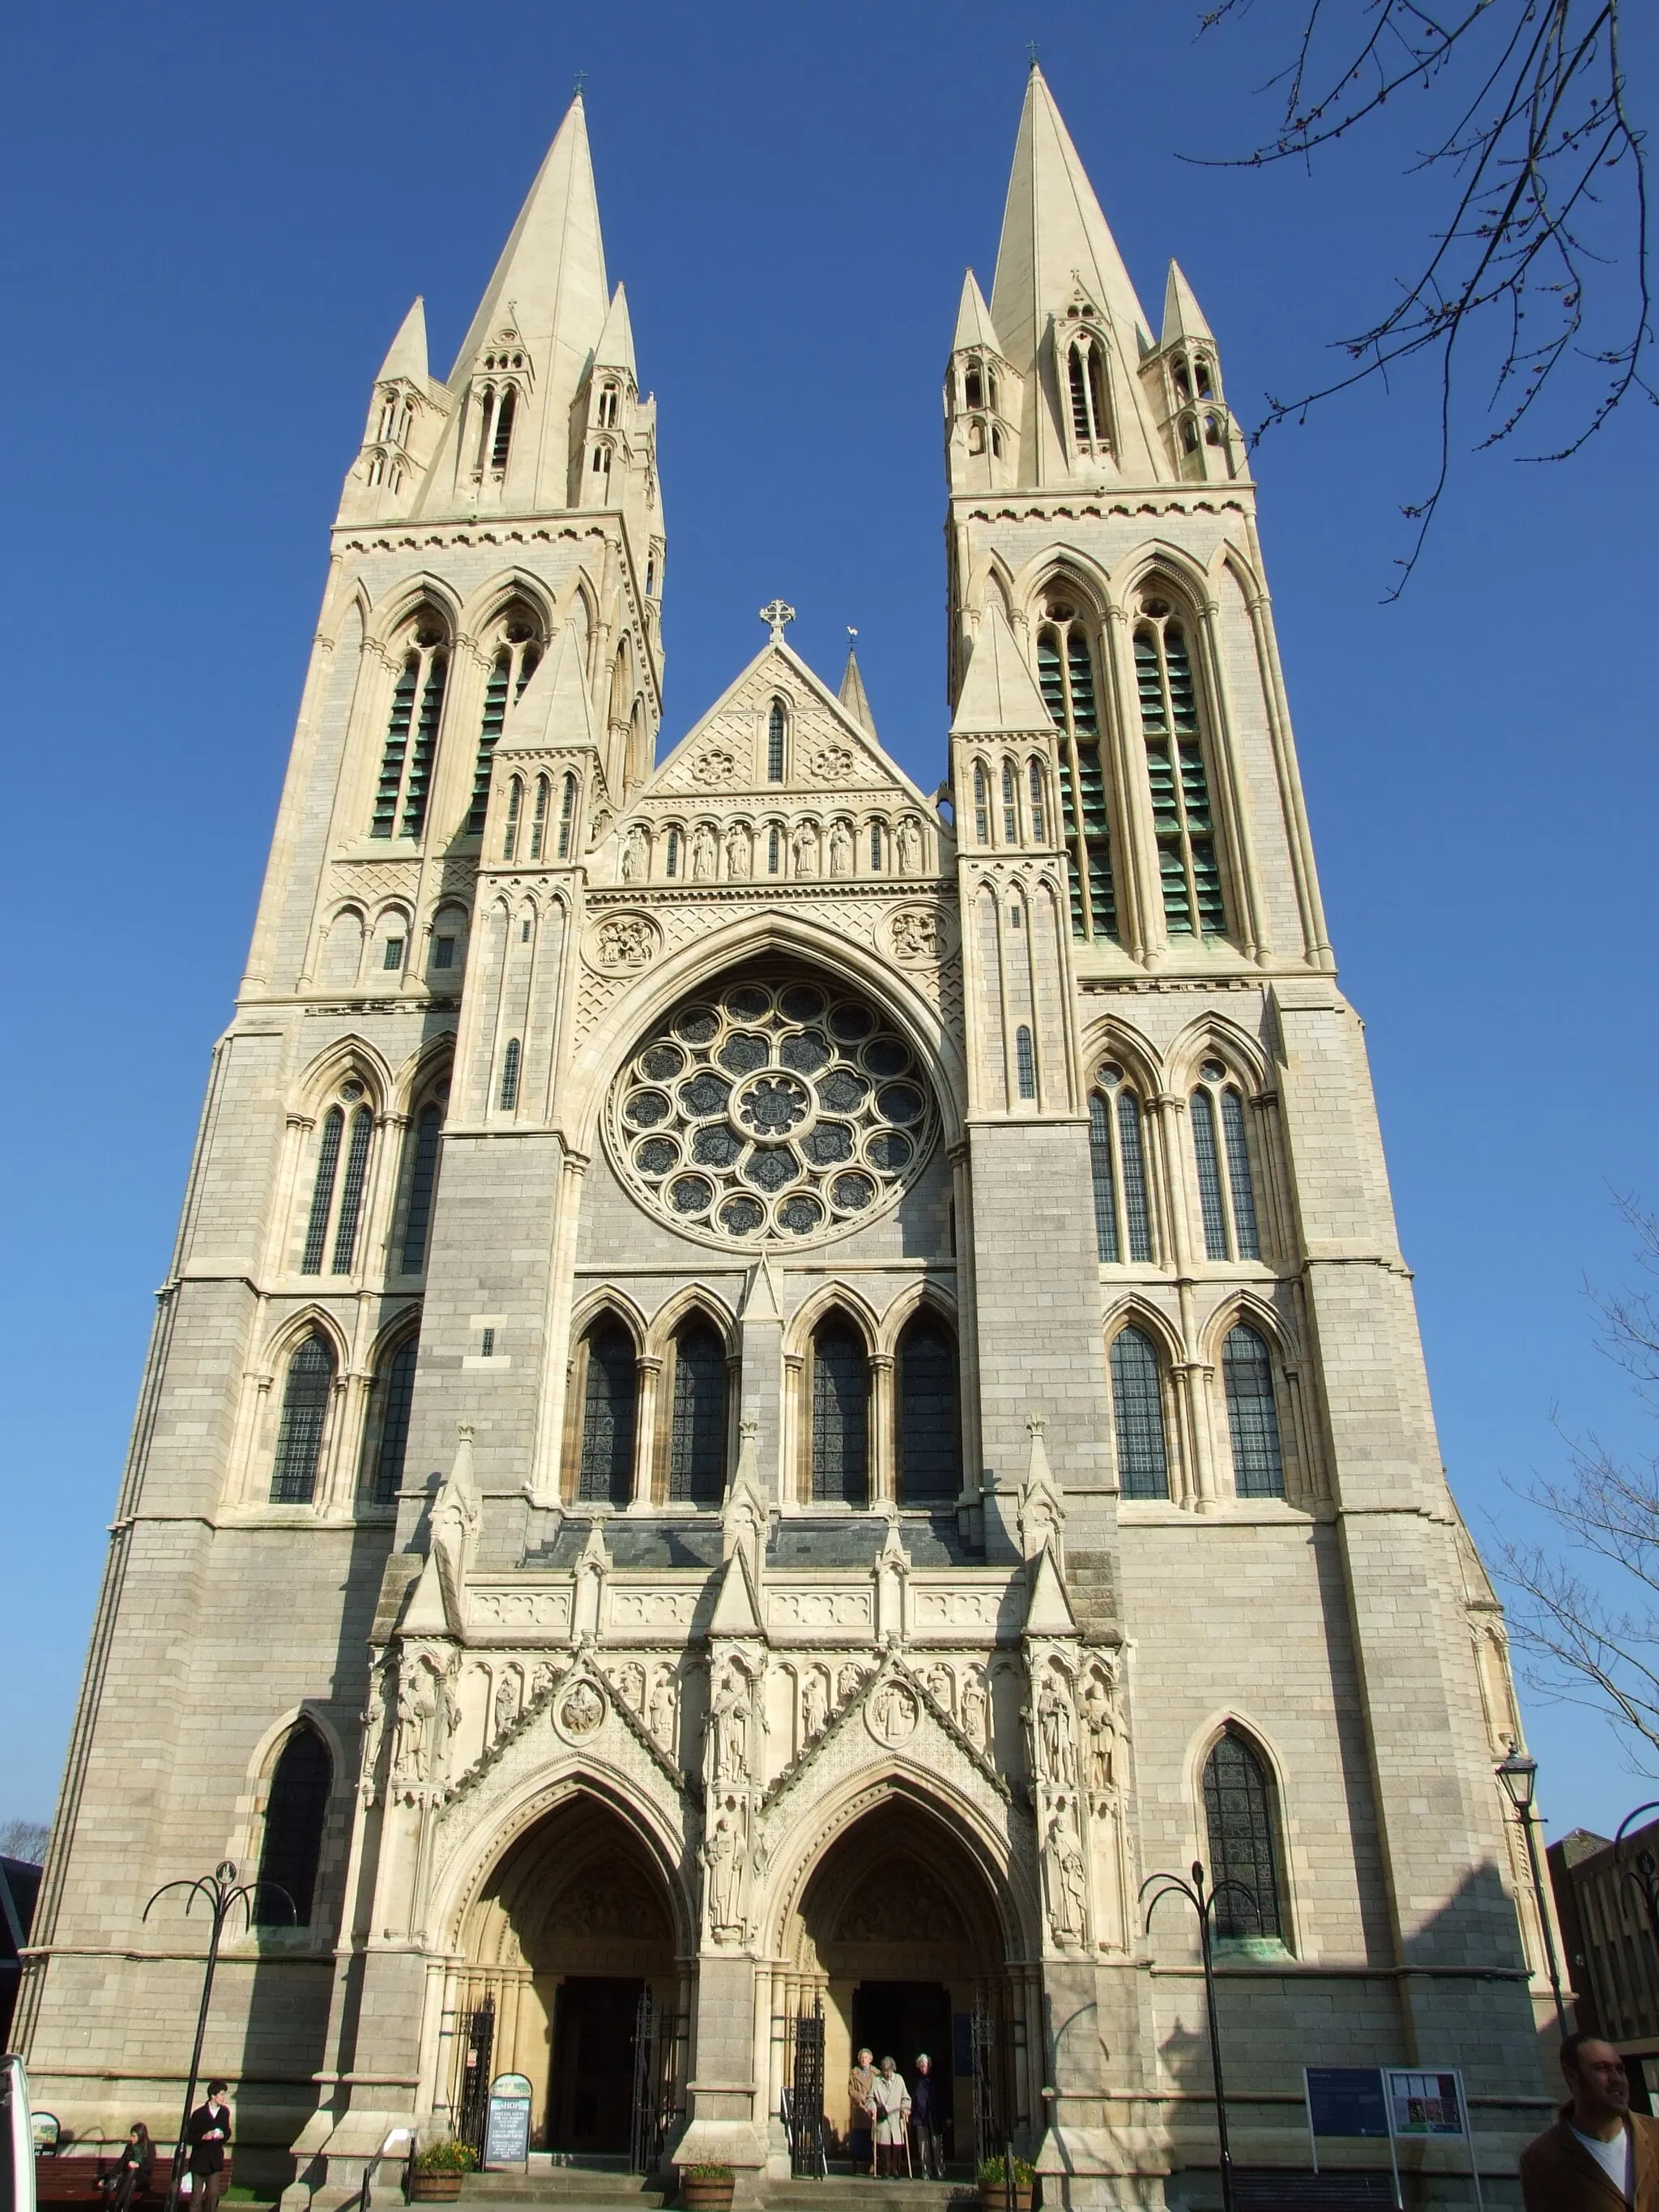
[1305,2069,1390,2141]
[484,2073,534,2168]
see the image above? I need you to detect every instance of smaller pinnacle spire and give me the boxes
[594,282,636,375]
[1161,260,1215,347]
[376,297,429,386]
[951,270,1004,357]
[951,602,1051,735]
[497,621,598,755]
[838,637,878,738]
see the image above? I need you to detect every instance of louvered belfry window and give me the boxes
[271,1335,335,1503]
[1037,607,1116,941]
[1133,598,1225,937]
[1110,1325,1168,1498]
[1203,1728,1283,1938]
[811,1318,868,1506]
[668,1320,727,1505]
[372,620,449,841]
[467,616,540,837]
[579,1321,638,1505]
[1224,1325,1284,1497]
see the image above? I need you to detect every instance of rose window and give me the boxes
[608,974,939,1247]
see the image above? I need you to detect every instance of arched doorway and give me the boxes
[455,1793,684,2155]
[774,1796,1030,2170]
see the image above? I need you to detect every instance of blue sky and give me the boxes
[2,0,1656,1847]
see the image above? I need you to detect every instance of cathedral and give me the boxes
[20,69,1555,2210]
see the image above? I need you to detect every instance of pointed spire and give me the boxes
[594,282,637,376]
[838,643,878,738]
[951,603,1052,736]
[1025,1543,1078,1638]
[497,621,598,755]
[1161,260,1214,347]
[377,297,429,386]
[449,96,610,412]
[989,66,1149,377]
[951,270,1004,357]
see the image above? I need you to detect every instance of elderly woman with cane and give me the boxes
[868,2056,911,2178]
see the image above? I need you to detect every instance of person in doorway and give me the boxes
[102,2124,155,2212]
[185,2081,232,2212]
[1520,2032,1659,2210]
[910,2054,944,2179]
[847,2048,876,2174]
[869,2056,911,2178]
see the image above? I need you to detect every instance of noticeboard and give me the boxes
[1384,2069,1467,2139]
[484,2073,535,2169]
[1304,2069,1390,2141]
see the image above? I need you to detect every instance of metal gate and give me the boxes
[971,1992,1000,2171]
[783,1997,826,2177]
[457,1993,496,2160]
[629,1984,673,2176]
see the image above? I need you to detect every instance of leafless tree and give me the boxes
[1196,0,1651,594]
[1496,1197,1659,1770]
[0,1818,50,1864]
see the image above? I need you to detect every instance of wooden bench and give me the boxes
[34,2156,197,2207]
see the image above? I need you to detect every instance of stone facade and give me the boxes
[21,70,1558,2210]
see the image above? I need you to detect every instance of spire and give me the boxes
[838,643,877,737]
[497,621,598,756]
[951,270,1004,357]
[594,282,637,377]
[989,66,1149,377]
[950,602,1052,735]
[377,297,429,386]
[448,96,610,414]
[1161,260,1214,347]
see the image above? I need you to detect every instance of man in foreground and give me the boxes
[1520,2034,1659,2209]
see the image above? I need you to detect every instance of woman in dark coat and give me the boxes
[104,2124,155,2212]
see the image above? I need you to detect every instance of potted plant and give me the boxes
[409,2141,477,2202]
[679,2162,735,2211]
[978,2153,1036,2212]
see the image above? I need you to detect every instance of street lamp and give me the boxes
[1141,1860,1259,2212]
[1495,1750,1570,2039]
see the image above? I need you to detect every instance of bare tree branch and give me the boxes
[1192,0,1653,595]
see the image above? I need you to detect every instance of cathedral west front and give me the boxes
[19,68,1555,2210]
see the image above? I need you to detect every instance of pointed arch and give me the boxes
[269,1329,338,1504]
[804,1302,873,1507]
[1104,1301,1181,1502]
[1196,1719,1289,1943]
[363,572,463,654]
[254,1720,334,1924]
[894,1305,961,1506]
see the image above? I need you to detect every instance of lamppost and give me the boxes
[143,1861,292,2212]
[1495,1750,1570,2039]
[1141,1860,1259,2212]
[1612,1801,1659,1981]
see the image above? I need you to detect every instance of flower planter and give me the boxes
[979,2185,1034,2212]
[410,2175,464,2202]
[680,2178,735,2212]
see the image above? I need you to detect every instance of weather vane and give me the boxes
[573,67,587,97]
[1027,39,1041,69]
[760,599,796,643]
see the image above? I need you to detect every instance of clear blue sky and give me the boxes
[2,0,1655,1848]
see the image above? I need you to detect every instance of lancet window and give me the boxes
[254,1724,331,1924]
[666,1318,727,1505]
[529,776,550,860]
[467,607,542,835]
[1036,602,1116,940]
[1109,1324,1168,1499]
[575,1317,638,1506]
[398,1090,446,1274]
[973,764,990,844]
[301,1082,376,1278]
[1202,1728,1284,1939]
[1066,336,1111,451]
[1132,594,1225,937]
[896,1311,959,1505]
[371,617,449,840]
[1028,758,1047,844]
[369,1333,420,1504]
[1088,1063,1153,1264]
[1015,1025,1036,1101]
[809,1315,869,1506]
[1190,1059,1260,1260]
[557,773,578,859]
[502,778,523,859]
[271,1334,335,1504]
[766,701,787,783]
[1222,1325,1284,1498]
[498,1038,522,1112]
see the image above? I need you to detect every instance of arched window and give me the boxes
[255,1725,331,1925]
[599,381,618,428]
[502,776,523,860]
[557,773,578,859]
[1037,606,1116,940]
[490,386,516,471]
[967,420,986,455]
[767,825,781,874]
[667,1319,727,1505]
[271,1334,334,1503]
[766,701,787,784]
[330,1106,373,1275]
[896,1312,959,1505]
[1190,1060,1260,1259]
[810,1316,868,1506]
[528,775,549,860]
[869,820,884,872]
[1089,1064,1152,1264]
[1001,760,1019,842]
[964,366,983,409]
[1028,759,1047,844]
[399,1102,443,1273]
[1109,1325,1167,1499]
[665,827,681,878]
[467,616,541,835]
[497,1038,522,1112]
[1066,340,1111,449]
[1133,596,1225,938]
[371,621,448,841]
[1202,1728,1283,1939]
[1223,1325,1284,1498]
[301,1107,345,1276]
[371,1333,419,1504]
[973,763,990,844]
[1015,1025,1036,1101]
[592,445,612,494]
[578,1319,637,1505]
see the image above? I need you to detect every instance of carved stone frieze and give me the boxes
[471,1588,572,1635]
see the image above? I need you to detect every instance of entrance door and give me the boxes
[851,1982,953,2150]
[548,1977,644,2154]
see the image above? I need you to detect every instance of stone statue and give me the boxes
[724,823,752,880]
[621,823,648,882]
[704,1805,743,1933]
[1083,1673,1116,1793]
[1046,1805,1088,1942]
[829,820,854,876]
[791,822,820,878]
[924,1664,954,1715]
[837,1660,867,1706]
[1038,1673,1078,1788]
[621,1660,646,1713]
[960,1671,989,1751]
[649,1667,679,1750]
[393,1666,433,1784]
[691,824,717,880]
[801,1667,830,1740]
[493,1672,519,1741]
[897,816,923,874]
[712,1671,752,1784]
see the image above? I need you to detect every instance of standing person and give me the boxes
[847,2048,876,2175]
[185,2082,232,2212]
[869,2057,911,2179]
[1519,2033,1659,2209]
[103,2125,155,2212]
[910,2055,943,2180]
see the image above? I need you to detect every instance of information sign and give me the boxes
[484,2073,534,2169]
[1384,2069,1466,2137]
[1305,2069,1389,2142]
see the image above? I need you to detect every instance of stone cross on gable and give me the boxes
[760,599,796,644]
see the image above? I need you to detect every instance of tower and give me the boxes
[23,69,1554,2212]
